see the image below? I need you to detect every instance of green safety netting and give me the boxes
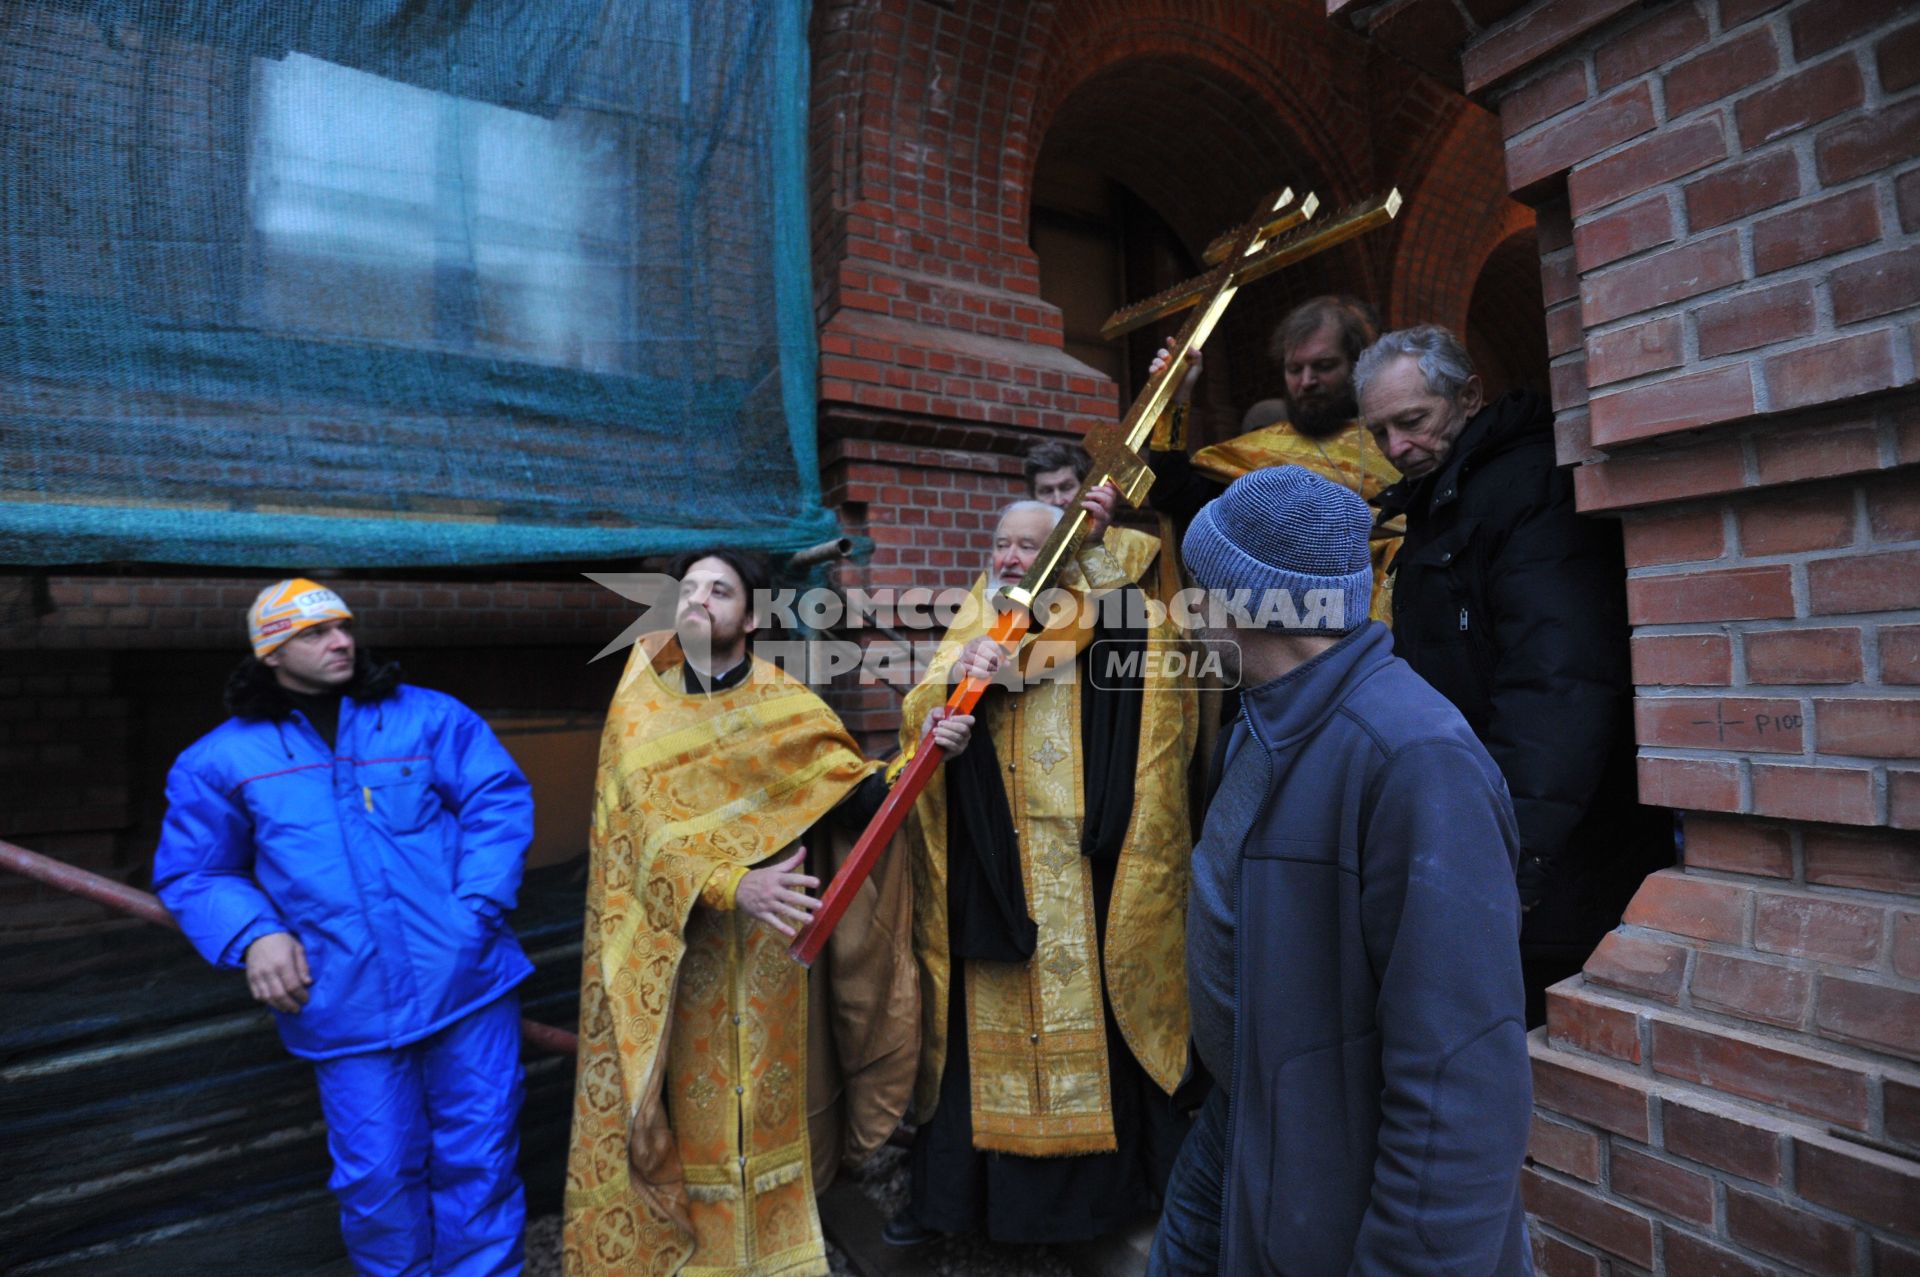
[0,0,833,568]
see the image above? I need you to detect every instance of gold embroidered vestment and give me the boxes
[901,543,1194,1157]
[562,636,909,1277]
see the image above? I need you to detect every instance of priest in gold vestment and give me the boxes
[1148,295,1402,622]
[562,549,972,1277]
[886,497,1196,1246]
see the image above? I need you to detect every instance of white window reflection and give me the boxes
[248,53,631,373]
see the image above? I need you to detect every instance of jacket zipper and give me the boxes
[1219,698,1273,1265]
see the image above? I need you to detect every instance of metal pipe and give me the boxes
[0,839,578,1057]
[0,1008,272,1082]
[518,1017,579,1057]
[0,840,174,928]
[786,536,854,571]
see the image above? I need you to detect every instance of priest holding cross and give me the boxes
[883,481,1198,1248]
[779,185,1414,1255]
[860,187,1334,1249]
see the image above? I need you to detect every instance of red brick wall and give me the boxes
[1327,0,1920,1270]
[821,435,1025,747]
[1499,0,1920,832]
[808,0,1542,748]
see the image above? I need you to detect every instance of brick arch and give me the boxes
[1034,54,1336,255]
[1387,104,1533,334]
[807,1,1480,361]
[1465,226,1550,401]
[1029,0,1377,209]
[809,0,1062,305]
[1029,56,1365,421]
[1022,3,1414,424]
[803,0,1509,446]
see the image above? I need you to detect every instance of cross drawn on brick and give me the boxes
[1690,701,1747,743]
[997,185,1405,622]
[1686,700,1799,742]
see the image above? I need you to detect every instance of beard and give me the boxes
[676,610,744,660]
[1286,386,1359,440]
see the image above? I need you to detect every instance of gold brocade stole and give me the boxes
[900,558,1194,1160]
[1189,421,1404,624]
[561,635,877,1277]
[966,673,1119,1156]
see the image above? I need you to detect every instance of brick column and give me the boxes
[1331,0,1920,1270]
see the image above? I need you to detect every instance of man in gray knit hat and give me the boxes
[1148,466,1534,1277]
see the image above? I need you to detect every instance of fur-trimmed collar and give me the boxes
[224,651,404,720]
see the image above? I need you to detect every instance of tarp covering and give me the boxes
[0,1,831,567]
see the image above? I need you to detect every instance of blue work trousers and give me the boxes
[1146,1088,1226,1277]
[312,992,526,1276]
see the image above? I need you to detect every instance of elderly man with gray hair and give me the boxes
[1357,325,1671,1026]
[887,488,1197,1251]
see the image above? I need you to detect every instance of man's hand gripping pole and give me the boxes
[788,604,1028,967]
[789,183,1356,967]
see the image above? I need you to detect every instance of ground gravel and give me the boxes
[525,1146,1079,1276]
[838,1146,1077,1276]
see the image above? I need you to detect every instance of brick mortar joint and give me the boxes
[1500,4,1911,167]
[1625,882,1916,963]
[1624,968,1920,1070]
[1545,978,1920,1098]
[1642,744,1908,778]
[1625,538,1920,582]
[1575,209,1913,335]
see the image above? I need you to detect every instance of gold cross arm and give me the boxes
[1200,189,1319,265]
[998,187,1304,616]
[1100,188,1403,341]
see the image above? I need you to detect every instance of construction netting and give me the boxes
[0,1,833,568]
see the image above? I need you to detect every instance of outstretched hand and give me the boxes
[736,848,820,938]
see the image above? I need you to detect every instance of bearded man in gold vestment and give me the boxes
[1147,295,1402,623]
[885,495,1196,1247]
[562,549,972,1277]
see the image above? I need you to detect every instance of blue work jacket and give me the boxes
[153,684,535,1059]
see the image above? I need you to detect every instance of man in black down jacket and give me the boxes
[1148,466,1532,1276]
[1358,325,1672,1025]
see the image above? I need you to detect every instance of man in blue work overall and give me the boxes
[154,579,535,1276]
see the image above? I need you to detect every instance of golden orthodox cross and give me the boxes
[1001,185,1402,617]
[790,183,1404,966]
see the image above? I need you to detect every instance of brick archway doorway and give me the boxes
[1027,53,1369,451]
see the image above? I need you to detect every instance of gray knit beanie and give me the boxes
[1181,465,1372,633]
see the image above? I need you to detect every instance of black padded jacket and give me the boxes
[1375,390,1671,964]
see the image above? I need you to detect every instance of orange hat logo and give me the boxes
[247,578,353,658]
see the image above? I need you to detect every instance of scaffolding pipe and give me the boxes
[785,536,854,571]
[0,839,578,1057]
